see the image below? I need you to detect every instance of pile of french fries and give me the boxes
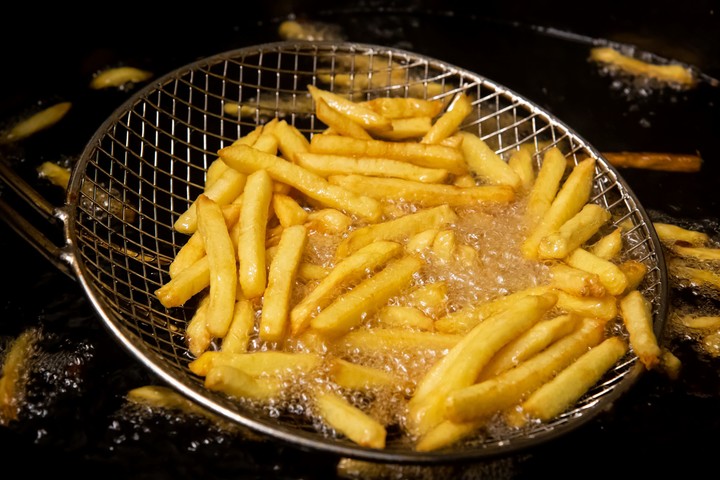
[154,84,667,451]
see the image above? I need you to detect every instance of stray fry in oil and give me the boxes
[0,329,38,423]
[90,66,153,89]
[603,152,702,172]
[590,46,696,87]
[2,101,71,143]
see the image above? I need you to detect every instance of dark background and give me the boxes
[1,1,719,478]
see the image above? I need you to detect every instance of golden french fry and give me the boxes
[272,193,308,228]
[507,146,535,192]
[565,248,628,296]
[219,144,382,222]
[295,152,449,183]
[433,285,552,334]
[444,316,606,424]
[205,365,283,400]
[259,225,308,342]
[196,195,238,338]
[313,387,387,449]
[174,168,247,234]
[290,241,403,336]
[521,157,596,259]
[653,222,709,246]
[309,134,467,175]
[189,350,322,377]
[407,292,557,436]
[589,227,623,260]
[373,116,433,141]
[670,245,720,261]
[336,204,457,258]
[314,97,373,140]
[90,66,152,89]
[506,335,627,427]
[37,161,71,190]
[669,259,720,290]
[3,101,72,143]
[221,298,255,353]
[308,85,392,132]
[271,119,310,163]
[524,147,567,227]
[310,256,423,337]
[360,97,444,119]
[155,256,210,308]
[478,313,580,381]
[414,419,483,452]
[619,290,661,370]
[603,152,702,173]
[676,315,720,330]
[237,169,273,299]
[458,131,521,190]
[169,204,242,278]
[329,174,514,207]
[618,259,648,294]
[549,263,606,297]
[205,126,266,190]
[538,204,612,259]
[421,92,473,144]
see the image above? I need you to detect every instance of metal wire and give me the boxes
[66,41,667,463]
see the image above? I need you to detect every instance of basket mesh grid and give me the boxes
[67,42,667,463]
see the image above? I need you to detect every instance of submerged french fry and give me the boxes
[549,263,606,297]
[507,147,535,192]
[221,298,255,353]
[313,387,387,449]
[589,227,623,260]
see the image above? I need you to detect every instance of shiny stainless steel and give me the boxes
[3,41,668,463]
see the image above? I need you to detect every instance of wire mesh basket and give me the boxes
[68,41,667,463]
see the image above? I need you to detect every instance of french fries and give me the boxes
[153,84,661,451]
[590,47,696,87]
[2,101,72,143]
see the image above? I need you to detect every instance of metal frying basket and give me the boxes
[4,41,668,463]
